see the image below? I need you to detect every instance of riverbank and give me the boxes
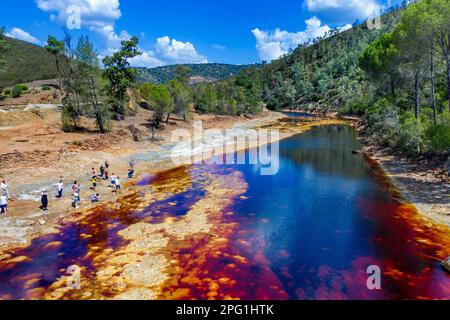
[0,108,285,251]
[361,143,450,228]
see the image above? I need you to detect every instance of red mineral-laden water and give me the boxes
[0,124,449,300]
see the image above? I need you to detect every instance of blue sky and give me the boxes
[0,0,402,67]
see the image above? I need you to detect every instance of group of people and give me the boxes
[60,159,136,210]
[0,159,137,216]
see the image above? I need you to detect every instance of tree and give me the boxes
[140,83,172,127]
[76,36,109,133]
[0,27,6,71]
[175,66,192,85]
[428,0,450,113]
[360,32,401,95]
[167,79,192,121]
[45,36,66,92]
[103,36,141,119]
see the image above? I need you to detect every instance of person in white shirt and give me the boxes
[57,180,64,199]
[0,193,7,214]
[0,180,10,200]
[111,174,117,190]
[115,177,121,192]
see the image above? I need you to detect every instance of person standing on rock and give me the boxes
[73,191,80,209]
[0,193,7,215]
[92,176,97,191]
[115,177,121,193]
[40,190,48,211]
[1,179,10,200]
[100,165,105,179]
[111,174,117,191]
[57,179,64,199]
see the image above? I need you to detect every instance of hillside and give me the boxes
[0,37,59,88]
[136,63,248,84]
[250,7,405,112]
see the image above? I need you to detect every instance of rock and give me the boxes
[38,219,46,225]
[444,156,450,175]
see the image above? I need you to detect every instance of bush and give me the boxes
[18,84,29,91]
[11,85,23,98]
[61,105,77,132]
[42,85,51,91]
[425,125,450,153]
[398,112,425,155]
[3,89,11,96]
[365,98,400,147]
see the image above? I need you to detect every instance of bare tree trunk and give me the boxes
[90,77,105,134]
[55,55,63,93]
[431,44,437,126]
[447,55,450,115]
[166,112,171,124]
[414,71,420,120]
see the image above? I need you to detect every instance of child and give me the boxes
[111,174,117,189]
[99,165,105,179]
[128,168,134,179]
[92,167,97,178]
[40,190,48,211]
[104,167,109,181]
[115,177,121,192]
[72,181,79,194]
[73,191,80,209]
[92,176,97,191]
[91,193,100,203]
[130,160,135,169]
[0,193,7,215]
[57,180,64,199]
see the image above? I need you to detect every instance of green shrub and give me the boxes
[398,112,425,155]
[61,106,76,132]
[3,89,11,96]
[11,85,23,98]
[425,125,450,153]
[42,85,51,91]
[365,98,400,147]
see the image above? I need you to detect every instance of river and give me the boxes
[0,122,449,300]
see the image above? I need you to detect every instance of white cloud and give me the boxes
[252,17,331,62]
[155,36,207,65]
[5,27,42,45]
[129,50,163,68]
[305,0,382,23]
[129,37,208,68]
[212,44,226,50]
[36,0,126,48]
[36,0,207,68]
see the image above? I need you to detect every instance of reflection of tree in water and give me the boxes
[281,125,368,177]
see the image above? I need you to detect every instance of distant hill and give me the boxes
[135,63,249,84]
[0,37,59,88]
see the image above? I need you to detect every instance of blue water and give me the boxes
[215,125,450,299]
